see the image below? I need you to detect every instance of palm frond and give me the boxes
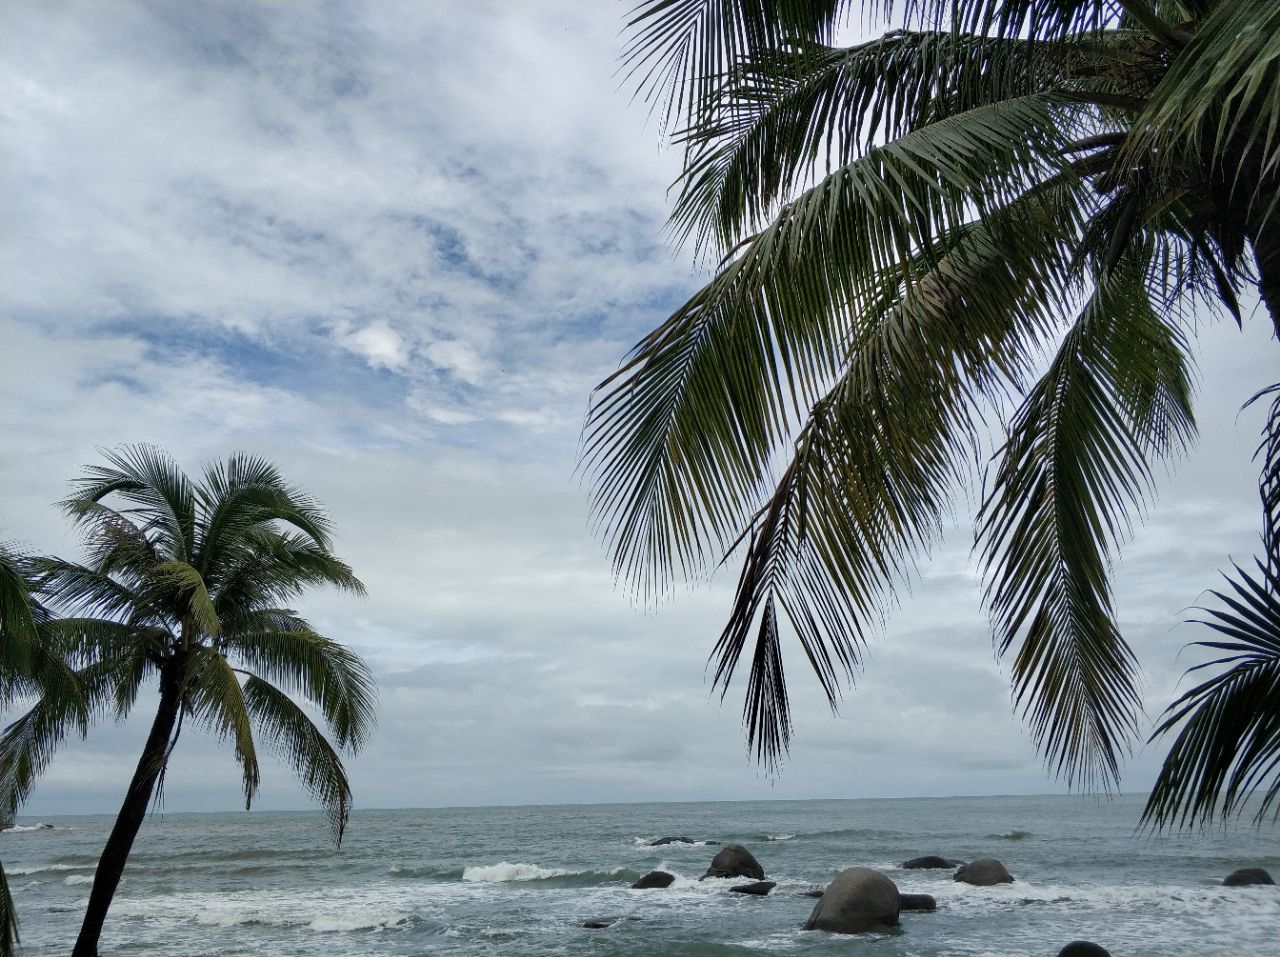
[710,179,1087,766]
[1124,0,1280,223]
[184,647,260,809]
[0,856,18,957]
[585,93,1077,600]
[225,618,376,752]
[622,0,841,130]
[1143,559,1280,828]
[241,676,353,844]
[65,444,197,562]
[197,451,336,570]
[978,256,1196,788]
[671,30,1059,253]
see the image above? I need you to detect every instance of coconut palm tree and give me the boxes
[0,543,87,957]
[586,0,1279,814]
[0,446,376,957]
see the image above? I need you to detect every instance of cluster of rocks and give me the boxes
[590,836,1276,954]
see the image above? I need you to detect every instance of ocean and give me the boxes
[3,794,1276,956]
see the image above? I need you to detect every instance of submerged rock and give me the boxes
[803,867,900,934]
[800,887,825,898]
[899,893,937,911]
[582,916,640,929]
[901,855,962,869]
[631,871,676,889]
[730,880,776,896]
[1223,867,1274,886]
[954,858,1014,885]
[647,836,695,846]
[702,843,765,881]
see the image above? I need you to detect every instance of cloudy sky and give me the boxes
[1,1,1276,818]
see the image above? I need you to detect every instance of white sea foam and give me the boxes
[763,833,795,841]
[2,823,54,832]
[8,863,82,875]
[461,861,620,882]
[62,875,94,886]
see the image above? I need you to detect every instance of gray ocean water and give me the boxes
[3,794,1277,957]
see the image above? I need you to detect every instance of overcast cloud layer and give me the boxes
[2,1,1276,817]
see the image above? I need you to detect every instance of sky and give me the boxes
[1,0,1277,819]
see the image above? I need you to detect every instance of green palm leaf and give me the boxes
[586,93,1077,599]
[241,677,355,844]
[977,256,1195,787]
[1143,560,1280,827]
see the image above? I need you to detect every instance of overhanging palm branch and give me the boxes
[1142,560,1280,827]
[585,92,1079,598]
[599,0,1277,799]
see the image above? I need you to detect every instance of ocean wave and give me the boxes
[63,875,94,886]
[987,829,1033,840]
[8,863,84,876]
[1,823,57,833]
[462,861,628,885]
[760,834,795,842]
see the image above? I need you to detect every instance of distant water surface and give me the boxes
[3,794,1277,956]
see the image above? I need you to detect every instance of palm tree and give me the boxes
[0,543,86,957]
[586,0,1279,815]
[0,446,376,957]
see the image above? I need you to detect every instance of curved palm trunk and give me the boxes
[71,656,184,957]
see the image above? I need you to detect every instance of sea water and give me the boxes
[3,794,1277,956]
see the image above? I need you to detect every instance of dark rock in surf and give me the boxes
[1223,867,1274,886]
[631,870,676,889]
[1056,942,1111,957]
[803,867,900,934]
[730,880,776,896]
[582,916,640,929]
[702,843,765,881]
[647,836,695,846]
[800,887,825,898]
[899,892,937,911]
[954,858,1014,885]
[901,855,962,869]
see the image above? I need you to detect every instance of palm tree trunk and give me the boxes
[71,656,184,957]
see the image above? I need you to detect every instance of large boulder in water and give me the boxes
[632,870,675,889]
[1057,943,1111,957]
[648,836,694,846]
[902,855,962,869]
[1223,867,1274,886]
[803,867,900,934]
[703,843,765,881]
[899,893,937,912]
[954,858,1014,885]
[730,880,776,896]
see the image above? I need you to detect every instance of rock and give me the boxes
[901,855,963,869]
[899,893,937,911]
[631,870,676,889]
[702,843,765,881]
[803,867,900,934]
[582,916,640,929]
[647,836,695,846]
[704,840,721,845]
[800,888,825,898]
[954,858,1014,885]
[1056,942,1111,957]
[730,880,776,896]
[1223,867,1275,886]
